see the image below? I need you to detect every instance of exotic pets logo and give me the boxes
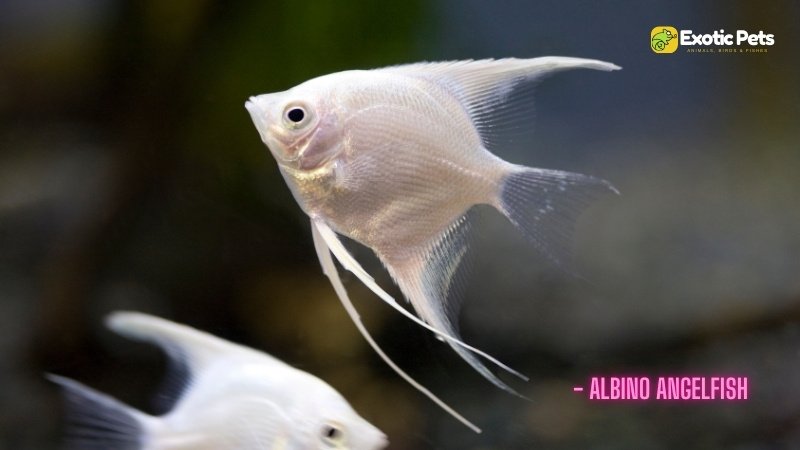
[651,26,775,54]
[651,26,679,53]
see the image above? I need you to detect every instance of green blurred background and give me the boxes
[1,1,799,448]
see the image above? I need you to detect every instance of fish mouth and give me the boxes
[246,94,337,170]
[246,96,303,164]
[245,97,269,144]
[377,433,389,449]
[244,97,259,115]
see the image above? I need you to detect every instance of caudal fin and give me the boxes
[48,374,148,450]
[499,166,617,271]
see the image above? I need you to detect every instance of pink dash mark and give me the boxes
[573,386,584,392]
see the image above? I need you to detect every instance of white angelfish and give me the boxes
[49,311,388,450]
[245,57,619,431]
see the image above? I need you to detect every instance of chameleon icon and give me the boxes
[652,28,676,51]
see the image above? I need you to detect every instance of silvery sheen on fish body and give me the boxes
[246,57,620,431]
[49,312,387,450]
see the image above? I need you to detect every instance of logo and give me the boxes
[651,26,679,53]
[651,26,775,54]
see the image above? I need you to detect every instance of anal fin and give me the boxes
[380,215,528,399]
[311,219,482,433]
[312,219,526,381]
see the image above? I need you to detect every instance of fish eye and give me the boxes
[283,103,311,128]
[287,107,305,123]
[321,422,345,447]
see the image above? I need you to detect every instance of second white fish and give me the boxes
[50,312,387,449]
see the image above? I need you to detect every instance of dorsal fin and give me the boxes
[107,312,282,412]
[107,312,257,371]
[385,57,620,150]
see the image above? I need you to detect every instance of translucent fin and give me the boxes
[150,350,191,415]
[381,215,527,398]
[426,213,473,335]
[106,312,284,414]
[47,374,146,450]
[312,219,525,380]
[386,57,620,150]
[108,312,276,372]
[311,219,481,433]
[498,166,618,271]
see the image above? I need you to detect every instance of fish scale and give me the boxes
[330,117,493,252]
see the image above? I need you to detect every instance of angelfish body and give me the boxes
[277,70,502,253]
[50,312,387,450]
[246,58,619,430]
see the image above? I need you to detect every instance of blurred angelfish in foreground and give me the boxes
[49,312,387,450]
[246,57,619,431]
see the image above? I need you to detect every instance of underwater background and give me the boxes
[1,0,799,448]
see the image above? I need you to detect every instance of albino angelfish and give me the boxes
[245,57,619,431]
[49,312,387,450]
